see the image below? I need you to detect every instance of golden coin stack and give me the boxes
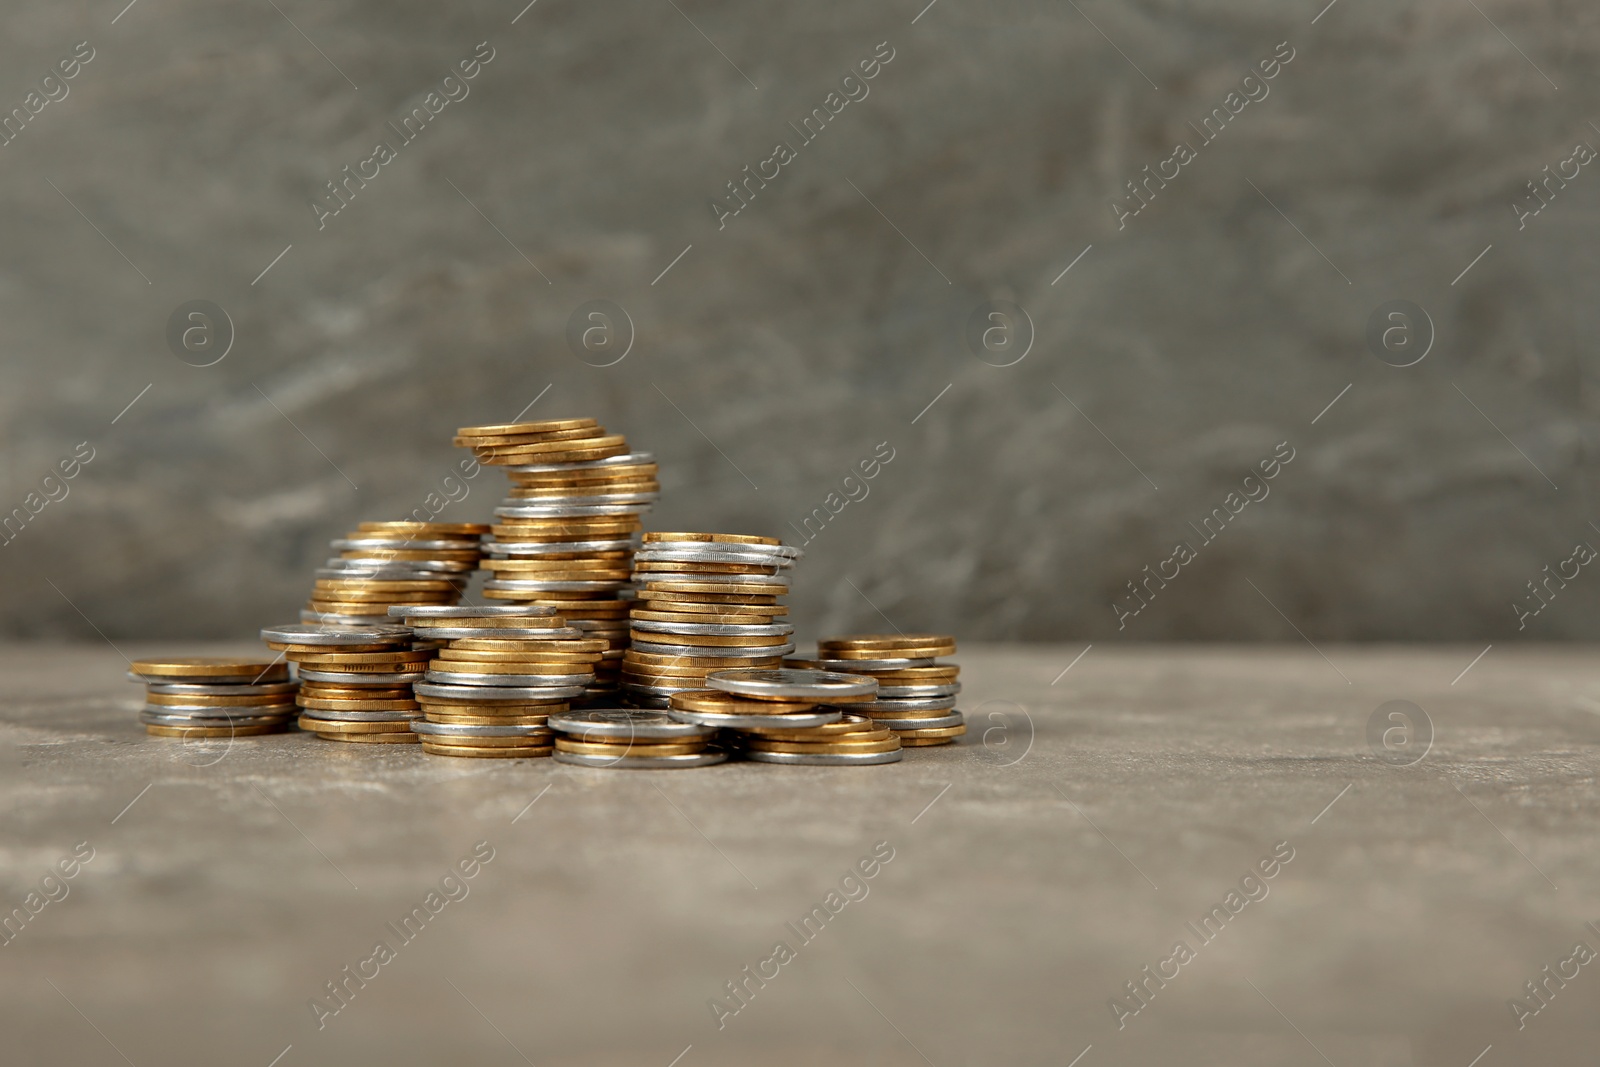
[261,623,425,744]
[454,419,655,702]
[623,533,798,706]
[128,657,297,737]
[307,521,486,626]
[399,605,601,758]
[790,635,965,747]
[547,709,725,769]
[670,668,901,765]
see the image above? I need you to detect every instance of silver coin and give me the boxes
[872,711,966,731]
[412,721,553,738]
[504,451,655,473]
[547,709,716,740]
[261,623,412,646]
[295,669,426,685]
[639,571,790,587]
[629,641,794,659]
[128,670,289,685]
[742,748,903,766]
[139,708,293,725]
[861,696,959,713]
[618,682,702,697]
[423,671,594,687]
[667,707,842,729]
[633,542,800,562]
[387,604,557,618]
[628,620,794,637]
[483,538,641,557]
[330,538,481,552]
[785,656,937,671]
[482,579,631,593]
[314,567,457,582]
[299,609,392,626]
[553,749,728,769]
[503,491,659,506]
[706,668,878,700]
[298,709,420,723]
[414,682,586,702]
[325,558,475,574]
[138,680,299,696]
[874,683,962,699]
[495,503,651,519]
[408,625,584,640]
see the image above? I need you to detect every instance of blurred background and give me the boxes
[1,0,1595,641]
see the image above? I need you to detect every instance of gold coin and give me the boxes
[297,697,420,711]
[297,716,416,734]
[318,731,422,743]
[288,651,432,666]
[840,665,961,683]
[633,591,779,608]
[357,521,490,536]
[668,690,817,715]
[492,519,641,537]
[823,646,952,661]
[423,713,552,726]
[743,737,902,754]
[429,661,591,675]
[314,578,460,591]
[624,650,781,668]
[298,685,415,699]
[145,692,297,707]
[553,738,705,757]
[629,609,776,625]
[435,648,600,663]
[420,743,553,758]
[265,641,402,654]
[131,657,289,681]
[405,615,568,629]
[338,548,481,561]
[633,633,791,649]
[632,561,783,575]
[146,723,283,738]
[891,723,967,740]
[634,599,786,617]
[452,425,608,447]
[897,736,958,747]
[641,580,787,596]
[455,418,599,436]
[507,480,658,497]
[483,557,632,571]
[475,435,627,456]
[641,532,781,546]
[736,714,877,739]
[422,733,553,748]
[507,469,657,488]
[417,700,568,715]
[819,634,957,650]
[446,638,607,653]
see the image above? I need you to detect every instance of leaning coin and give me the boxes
[705,668,878,701]
[741,748,903,766]
[547,709,716,740]
[666,707,842,730]
[130,657,291,683]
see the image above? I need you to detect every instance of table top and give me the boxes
[1,642,1596,1066]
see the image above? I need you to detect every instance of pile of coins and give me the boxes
[623,534,798,706]
[397,605,599,758]
[128,657,297,737]
[308,521,485,626]
[789,635,965,747]
[261,623,425,744]
[456,419,656,702]
[548,709,724,769]
[666,668,904,766]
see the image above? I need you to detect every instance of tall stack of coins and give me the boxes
[547,709,724,769]
[789,635,965,747]
[686,668,902,765]
[622,533,799,706]
[396,605,598,758]
[260,623,424,744]
[454,419,655,703]
[129,657,297,737]
[307,522,485,626]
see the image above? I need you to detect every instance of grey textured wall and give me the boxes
[1,0,1595,641]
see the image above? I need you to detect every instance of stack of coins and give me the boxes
[623,533,799,706]
[396,605,599,758]
[455,420,654,703]
[260,623,424,744]
[307,522,486,626]
[789,634,965,747]
[547,709,724,769]
[684,668,901,765]
[128,657,297,737]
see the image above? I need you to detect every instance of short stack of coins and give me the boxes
[789,634,965,747]
[623,533,799,706]
[454,419,654,703]
[547,709,724,769]
[398,605,599,758]
[261,623,424,744]
[129,657,297,737]
[684,668,902,765]
[307,521,486,626]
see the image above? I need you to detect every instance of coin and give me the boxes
[735,713,881,739]
[144,722,283,738]
[295,669,426,685]
[667,706,842,730]
[742,737,902,754]
[261,624,412,646]
[297,697,421,712]
[868,711,966,731]
[704,668,878,701]
[742,749,903,766]
[552,750,728,769]
[783,655,937,672]
[409,626,583,640]
[414,682,586,702]
[860,696,960,713]
[630,641,794,658]
[138,680,299,697]
[456,418,599,437]
[874,684,963,699]
[547,709,716,740]
[642,532,781,545]
[297,708,420,722]
[387,604,558,618]
[819,633,957,651]
[420,743,554,758]
[145,691,297,707]
[130,657,290,683]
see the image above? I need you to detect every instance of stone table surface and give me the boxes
[1,642,1597,1066]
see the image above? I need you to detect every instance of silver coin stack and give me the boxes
[622,534,800,707]
[547,708,726,769]
[305,521,484,626]
[478,452,659,702]
[398,605,600,758]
